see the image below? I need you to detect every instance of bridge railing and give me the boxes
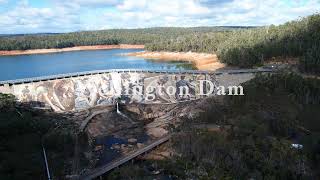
[0,68,273,86]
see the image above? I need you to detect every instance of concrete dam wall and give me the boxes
[0,69,269,112]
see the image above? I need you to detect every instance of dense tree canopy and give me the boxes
[0,27,242,51]
[146,14,320,73]
[0,94,76,180]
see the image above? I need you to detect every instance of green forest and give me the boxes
[0,27,243,51]
[105,72,320,179]
[0,94,76,180]
[1,14,319,73]
[145,14,320,74]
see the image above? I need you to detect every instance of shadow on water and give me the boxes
[93,105,150,167]
[94,136,127,166]
[146,59,197,70]
[94,133,149,167]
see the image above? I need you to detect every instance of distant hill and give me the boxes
[0,33,61,37]
[0,26,253,51]
[0,26,256,38]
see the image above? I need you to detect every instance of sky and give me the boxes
[0,0,319,34]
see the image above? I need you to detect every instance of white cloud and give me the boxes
[98,0,212,28]
[0,0,320,33]
[117,0,146,10]
[0,0,81,33]
[52,0,120,8]
[99,0,320,29]
[117,0,210,16]
[73,0,119,5]
[206,0,320,25]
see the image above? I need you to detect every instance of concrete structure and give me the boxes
[0,69,272,112]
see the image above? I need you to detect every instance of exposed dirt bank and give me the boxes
[0,44,145,56]
[126,51,226,71]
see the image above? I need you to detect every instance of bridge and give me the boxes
[78,134,172,180]
[0,68,273,112]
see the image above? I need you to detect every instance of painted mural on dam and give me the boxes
[8,72,217,112]
[13,80,75,111]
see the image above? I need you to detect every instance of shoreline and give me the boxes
[0,44,145,56]
[126,51,226,71]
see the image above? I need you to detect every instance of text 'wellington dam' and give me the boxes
[0,68,273,180]
[0,69,272,112]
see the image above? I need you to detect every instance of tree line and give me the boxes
[146,14,320,74]
[0,27,241,51]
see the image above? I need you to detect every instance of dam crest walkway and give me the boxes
[0,68,273,86]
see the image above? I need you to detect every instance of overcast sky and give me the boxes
[0,0,319,34]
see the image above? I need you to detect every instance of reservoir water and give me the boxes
[0,49,195,81]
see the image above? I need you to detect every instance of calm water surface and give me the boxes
[0,49,195,81]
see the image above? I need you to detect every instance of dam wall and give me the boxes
[0,69,271,112]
